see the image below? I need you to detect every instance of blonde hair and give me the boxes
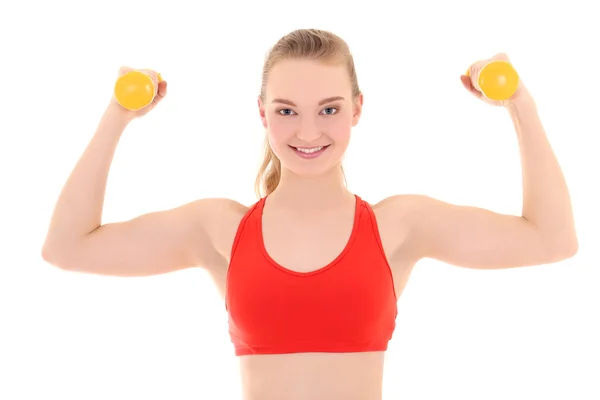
[254,29,361,198]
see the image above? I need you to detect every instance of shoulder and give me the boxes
[187,197,251,261]
[367,194,438,260]
[370,194,434,224]
[177,197,249,227]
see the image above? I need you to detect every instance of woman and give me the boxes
[42,29,578,400]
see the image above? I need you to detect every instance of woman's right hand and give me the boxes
[110,66,168,119]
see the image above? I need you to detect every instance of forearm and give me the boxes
[43,104,132,251]
[507,92,577,247]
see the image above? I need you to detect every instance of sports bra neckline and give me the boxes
[256,194,363,277]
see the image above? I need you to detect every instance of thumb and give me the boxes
[460,74,471,91]
[460,74,482,99]
[154,80,168,102]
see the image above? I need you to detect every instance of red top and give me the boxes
[225,195,398,356]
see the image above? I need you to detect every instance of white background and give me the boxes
[1,1,598,399]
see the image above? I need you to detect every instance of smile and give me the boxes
[289,145,331,159]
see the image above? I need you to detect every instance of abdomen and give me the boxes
[238,351,386,400]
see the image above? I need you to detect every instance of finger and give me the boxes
[460,75,482,99]
[156,80,168,100]
[140,69,158,79]
[460,74,472,91]
[135,69,160,96]
[118,66,134,76]
[492,52,510,62]
[466,59,485,76]
[466,60,487,93]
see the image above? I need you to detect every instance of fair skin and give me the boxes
[42,56,577,400]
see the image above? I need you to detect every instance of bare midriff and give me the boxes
[238,351,386,400]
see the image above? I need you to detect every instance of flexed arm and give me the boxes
[378,54,578,269]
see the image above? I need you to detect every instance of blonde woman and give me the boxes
[42,29,578,400]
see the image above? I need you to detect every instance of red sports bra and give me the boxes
[225,195,398,356]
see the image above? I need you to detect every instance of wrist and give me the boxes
[505,88,543,138]
[97,102,134,136]
[506,88,536,115]
[103,101,135,127]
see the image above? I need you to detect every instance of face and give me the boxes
[258,59,363,177]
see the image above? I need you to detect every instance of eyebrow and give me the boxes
[271,96,345,107]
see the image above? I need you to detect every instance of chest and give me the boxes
[226,241,398,350]
[261,209,356,274]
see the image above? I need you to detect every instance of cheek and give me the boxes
[266,118,296,146]
[327,121,351,138]
[318,116,352,143]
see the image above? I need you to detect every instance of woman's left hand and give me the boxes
[460,53,531,107]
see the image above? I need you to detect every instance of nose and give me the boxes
[296,116,322,142]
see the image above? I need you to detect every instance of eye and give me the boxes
[278,108,296,116]
[321,107,338,115]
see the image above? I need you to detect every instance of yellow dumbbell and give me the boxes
[466,60,519,101]
[114,70,164,111]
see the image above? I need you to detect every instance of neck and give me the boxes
[269,164,352,211]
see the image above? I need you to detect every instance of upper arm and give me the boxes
[378,195,577,270]
[42,198,248,277]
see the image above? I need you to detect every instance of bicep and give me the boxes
[405,196,564,269]
[78,209,206,276]
[47,198,240,277]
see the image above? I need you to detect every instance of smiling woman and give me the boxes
[270,96,340,158]
[41,28,578,400]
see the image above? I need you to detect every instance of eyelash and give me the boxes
[278,107,339,116]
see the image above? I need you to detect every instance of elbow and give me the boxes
[561,237,579,259]
[560,228,579,259]
[546,232,579,263]
[41,243,62,268]
[41,241,75,271]
[41,237,55,263]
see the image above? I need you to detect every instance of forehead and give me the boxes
[265,59,351,103]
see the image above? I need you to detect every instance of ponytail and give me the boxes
[254,138,281,198]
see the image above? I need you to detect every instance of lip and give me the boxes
[289,144,331,159]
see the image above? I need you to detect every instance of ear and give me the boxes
[257,96,267,129]
[352,93,363,126]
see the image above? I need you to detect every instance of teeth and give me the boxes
[296,146,324,154]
